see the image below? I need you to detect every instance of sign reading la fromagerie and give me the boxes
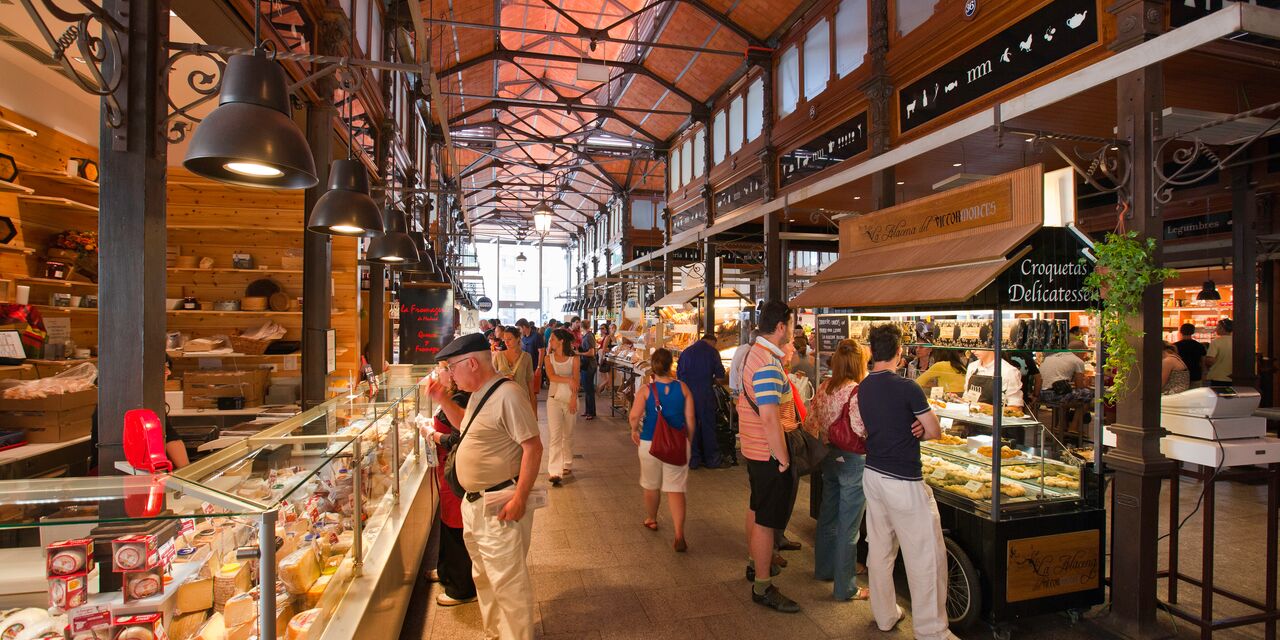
[399,285,457,364]
[844,178,1013,252]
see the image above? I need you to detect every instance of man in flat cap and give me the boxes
[428,333,543,640]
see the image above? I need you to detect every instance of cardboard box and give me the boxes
[183,369,269,409]
[0,389,96,443]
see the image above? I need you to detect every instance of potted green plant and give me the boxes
[1083,230,1178,403]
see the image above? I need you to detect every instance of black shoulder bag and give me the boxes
[444,379,511,499]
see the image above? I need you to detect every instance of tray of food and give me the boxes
[934,404,1041,427]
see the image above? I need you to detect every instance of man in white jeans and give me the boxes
[429,333,544,640]
[856,324,957,640]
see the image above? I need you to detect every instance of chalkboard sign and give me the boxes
[398,284,456,364]
[816,315,850,355]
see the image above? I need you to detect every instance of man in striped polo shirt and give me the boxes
[736,300,802,613]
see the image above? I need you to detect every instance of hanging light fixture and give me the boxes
[366,206,420,265]
[307,159,383,236]
[533,202,553,234]
[1196,266,1222,302]
[183,1,317,188]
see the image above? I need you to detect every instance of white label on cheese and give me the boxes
[931,468,949,480]
[966,464,981,476]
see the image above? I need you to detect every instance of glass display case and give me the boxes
[0,366,437,640]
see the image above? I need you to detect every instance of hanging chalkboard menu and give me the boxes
[816,314,851,355]
[898,0,1096,133]
[398,284,457,364]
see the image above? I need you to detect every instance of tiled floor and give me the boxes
[399,400,1278,639]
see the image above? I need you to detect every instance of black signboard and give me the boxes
[816,315,850,355]
[1165,211,1233,241]
[717,248,765,264]
[714,170,766,216]
[779,112,868,188]
[476,296,493,312]
[671,201,707,234]
[1172,1,1280,27]
[993,227,1094,311]
[898,0,1097,133]
[398,285,457,364]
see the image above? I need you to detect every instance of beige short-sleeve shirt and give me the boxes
[454,377,541,492]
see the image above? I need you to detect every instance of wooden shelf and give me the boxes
[0,117,36,137]
[167,310,302,317]
[168,224,300,233]
[168,267,301,275]
[0,245,36,255]
[0,180,33,195]
[14,276,97,289]
[20,170,99,193]
[31,304,96,314]
[169,351,301,359]
[17,195,98,215]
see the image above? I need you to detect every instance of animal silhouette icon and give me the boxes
[1019,34,1033,52]
[906,98,917,118]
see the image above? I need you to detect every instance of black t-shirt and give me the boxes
[1175,338,1207,382]
[858,369,931,481]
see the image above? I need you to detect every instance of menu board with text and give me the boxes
[398,285,456,364]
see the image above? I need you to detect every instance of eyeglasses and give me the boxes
[439,353,481,372]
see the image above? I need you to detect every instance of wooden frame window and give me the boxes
[802,18,830,101]
[746,78,764,142]
[778,44,800,116]
[834,0,869,78]
[712,110,727,164]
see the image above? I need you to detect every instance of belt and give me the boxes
[465,477,517,503]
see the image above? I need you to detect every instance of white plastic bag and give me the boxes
[2,362,98,399]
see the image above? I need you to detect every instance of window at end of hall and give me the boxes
[835,0,868,77]
[779,45,800,117]
[803,19,830,101]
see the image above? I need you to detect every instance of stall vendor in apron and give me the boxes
[677,332,728,469]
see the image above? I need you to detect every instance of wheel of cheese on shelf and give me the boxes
[194,613,227,640]
[114,627,156,640]
[113,545,144,571]
[286,609,321,640]
[48,548,86,575]
[0,610,50,640]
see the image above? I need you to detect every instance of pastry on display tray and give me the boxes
[926,433,964,445]
[977,445,1022,460]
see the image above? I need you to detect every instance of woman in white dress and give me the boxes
[544,328,580,486]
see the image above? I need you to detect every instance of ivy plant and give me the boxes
[1083,231,1178,403]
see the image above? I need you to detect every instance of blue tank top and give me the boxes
[641,380,687,441]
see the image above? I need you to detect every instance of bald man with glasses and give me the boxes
[428,333,543,640]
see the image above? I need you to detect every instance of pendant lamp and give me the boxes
[533,202,553,234]
[1196,267,1221,302]
[183,53,318,189]
[308,159,383,236]
[366,207,420,265]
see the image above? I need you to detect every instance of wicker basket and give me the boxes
[230,335,274,355]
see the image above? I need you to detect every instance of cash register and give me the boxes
[1160,386,1280,468]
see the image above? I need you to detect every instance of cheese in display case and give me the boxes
[0,366,439,640]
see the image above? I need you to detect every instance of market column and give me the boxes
[1105,2,1178,637]
[1231,164,1259,388]
[302,18,342,409]
[98,0,171,473]
[704,238,716,335]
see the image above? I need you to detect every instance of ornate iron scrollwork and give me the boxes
[162,48,226,143]
[1153,100,1280,205]
[19,0,128,129]
[1000,125,1132,206]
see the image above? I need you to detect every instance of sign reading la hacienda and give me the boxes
[898,0,1097,133]
[779,112,868,188]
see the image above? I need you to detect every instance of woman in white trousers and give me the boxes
[544,328,580,486]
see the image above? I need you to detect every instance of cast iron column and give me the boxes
[764,212,783,301]
[301,23,339,408]
[1231,164,1258,387]
[369,266,386,372]
[1105,2,1177,637]
[98,0,171,473]
[704,239,716,335]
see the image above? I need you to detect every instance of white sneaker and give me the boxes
[877,605,904,632]
[436,593,476,607]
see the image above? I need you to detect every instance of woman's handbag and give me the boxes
[785,427,828,476]
[647,383,688,466]
[826,385,866,454]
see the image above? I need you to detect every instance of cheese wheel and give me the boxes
[114,627,156,640]
[0,609,49,640]
[169,611,208,640]
[286,609,320,640]
[127,573,162,599]
[194,613,226,640]
[114,545,144,571]
[49,549,86,575]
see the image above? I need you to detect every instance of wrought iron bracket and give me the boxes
[163,41,397,143]
[1152,100,1280,205]
[19,0,129,144]
[997,123,1133,207]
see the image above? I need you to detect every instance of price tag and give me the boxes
[159,539,177,564]
[179,518,195,535]
[964,480,984,493]
[70,604,112,632]
[200,502,216,515]
[931,468,949,480]
[930,386,944,400]
[962,388,981,403]
[966,464,981,476]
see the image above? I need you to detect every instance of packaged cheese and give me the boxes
[277,548,319,595]
[2,608,52,639]
[304,574,332,609]
[174,577,214,614]
[213,562,250,611]
[286,609,320,640]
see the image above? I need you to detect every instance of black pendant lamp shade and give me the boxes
[183,54,318,189]
[308,159,384,237]
[366,207,420,265]
[1196,279,1221,301]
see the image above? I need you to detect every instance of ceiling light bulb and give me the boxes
[329,224,364,234]
[382,256,404,262]
[224,161,284,177]
[897,181,905,185]
[953,163,962,167]
[853,196,861,200]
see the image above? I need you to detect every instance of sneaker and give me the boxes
[436,593,476,607]
[751,585,801,613]
[877,605,904,632]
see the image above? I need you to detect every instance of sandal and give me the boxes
[643,519,659,531]
[854,587,870,601]
[673,538,688,553]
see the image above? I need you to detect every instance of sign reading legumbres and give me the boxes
[846,179,1013,251]
[1164,211,1232,241]
[898,0,1096,133]
[398,285,457,364]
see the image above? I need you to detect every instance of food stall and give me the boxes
[795,167,1106,637]
[0,367,437,640]
[650,287,750,356]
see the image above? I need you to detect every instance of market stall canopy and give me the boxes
[792,166,1094,312]
[651,287,751,308]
